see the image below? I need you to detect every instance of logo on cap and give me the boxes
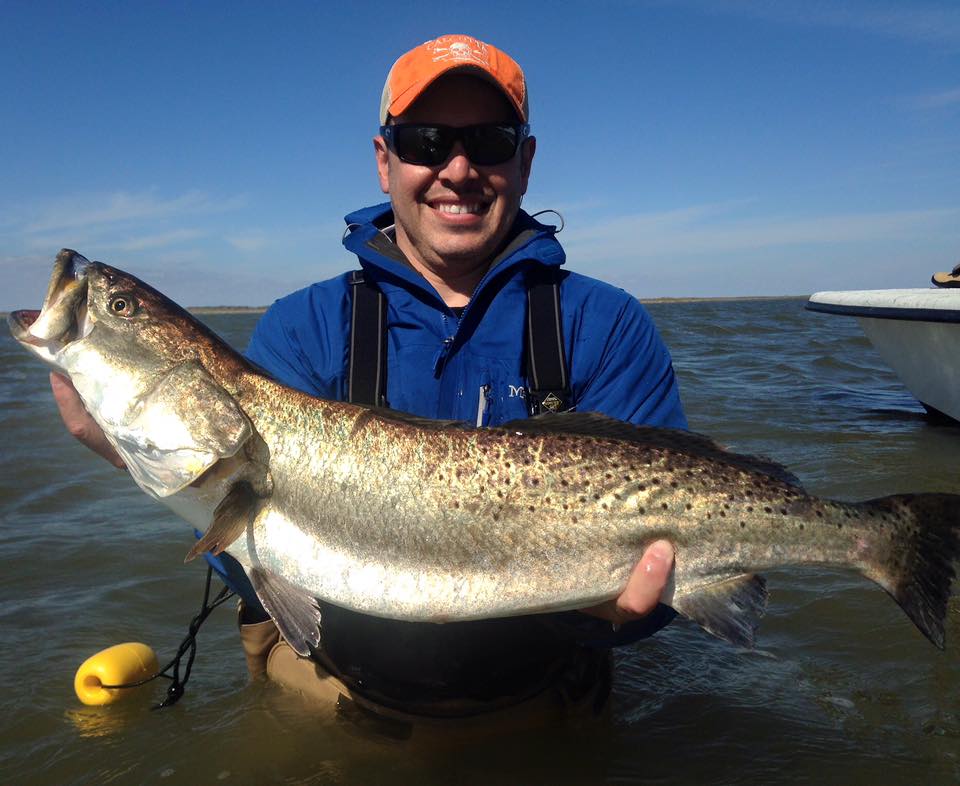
[426,36,490,66]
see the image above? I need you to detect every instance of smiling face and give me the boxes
[374,73,536,304]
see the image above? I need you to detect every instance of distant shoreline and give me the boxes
[190,295,812,312]
[1,295,812,319]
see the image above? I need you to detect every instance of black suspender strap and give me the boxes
[347,266,571,416]
[526,266,572,415]
[347,270,388,407]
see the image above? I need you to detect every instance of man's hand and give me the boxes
[49,372,126,469]
[580,540,674,625]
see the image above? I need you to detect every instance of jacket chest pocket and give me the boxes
[472,375,530,427]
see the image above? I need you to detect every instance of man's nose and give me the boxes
[438,142,477,182]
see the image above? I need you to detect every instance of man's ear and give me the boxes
[519,136,536,194]
[374,136,390,194]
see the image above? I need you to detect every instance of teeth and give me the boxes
[436,203,482,215]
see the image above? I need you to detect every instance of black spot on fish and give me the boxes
[661,503,668,510]
[740,521,746,529]
[764,506,772,513]
[685,503,692,510]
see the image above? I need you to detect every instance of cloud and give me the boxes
[903,86,960,110]
[561,202,960,262]
[226,231,269,253]
[100,229,205,252]
[22,190,243,234]
[667,0,960,48]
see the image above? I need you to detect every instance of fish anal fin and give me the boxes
[184,481,256,563]
[672,573,769,648]
[248,567,322,657]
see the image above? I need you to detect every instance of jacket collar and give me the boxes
[342,202,565,306]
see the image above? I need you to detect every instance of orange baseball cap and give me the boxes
[380,34,528,124]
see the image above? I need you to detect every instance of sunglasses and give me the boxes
[380,123,531,167]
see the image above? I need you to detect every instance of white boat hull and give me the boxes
[807,289,960,422]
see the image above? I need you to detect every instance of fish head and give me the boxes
[9,250,254,497]
[10,249,195,414]
[9,249,94,368]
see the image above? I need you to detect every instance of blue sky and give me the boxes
[2,0,958,309]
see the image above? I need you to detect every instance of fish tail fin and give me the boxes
[860,493,960,649]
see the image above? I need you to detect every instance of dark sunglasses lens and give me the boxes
[463,125,520,165]
[393,126,454,166]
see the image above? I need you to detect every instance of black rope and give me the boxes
[100,564,235,709]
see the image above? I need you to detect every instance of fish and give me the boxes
[9,249,960,657]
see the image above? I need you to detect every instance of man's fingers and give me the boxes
[617,539,674,619]
[49,372,126,469]
[50,372,90,434]
[579,539,675,624]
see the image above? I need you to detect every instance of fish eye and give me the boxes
[108,294,138,317]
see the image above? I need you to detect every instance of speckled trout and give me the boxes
[9,250,960,656]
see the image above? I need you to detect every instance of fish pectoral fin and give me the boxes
[184,482,256,563]
[672,574,769,648]
[248,567,322,657]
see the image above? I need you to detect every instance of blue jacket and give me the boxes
[246,203,687,431]
[214,203,687,703]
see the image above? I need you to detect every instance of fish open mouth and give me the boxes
[7,249,94,354]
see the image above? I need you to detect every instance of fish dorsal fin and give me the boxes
[497,412,802,486]
[109,361,252,498]
[363,406,471,432]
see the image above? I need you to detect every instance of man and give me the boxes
[51,34,685,727]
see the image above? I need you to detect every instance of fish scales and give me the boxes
[9,249,960,656]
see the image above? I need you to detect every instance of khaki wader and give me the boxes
[239,612,612,740]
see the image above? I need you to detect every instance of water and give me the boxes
[1,300,958,785]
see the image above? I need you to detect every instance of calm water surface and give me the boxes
[1,300,957,785]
